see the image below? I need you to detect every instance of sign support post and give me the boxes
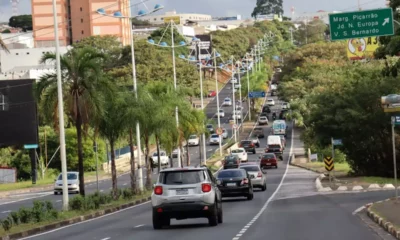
[391,117,399,201]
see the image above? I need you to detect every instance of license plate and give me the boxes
[176,189,188,195]
[266,163,271,165]
[226,183,236,187]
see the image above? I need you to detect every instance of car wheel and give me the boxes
[217,202,223,223]
[152,211,163,229]
[163,217,170,227]
[276,165,278,169]
[247,191,254,200]
[54,192,58,195]
[262,183,267,191]
[208,203,218,226]
[253,150,256,154]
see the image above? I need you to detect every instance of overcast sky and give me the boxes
[0,0,386,22]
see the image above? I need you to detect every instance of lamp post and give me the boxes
[97,3,163,192]
[147,21,186,167]
[245,53,251,121]
[51,0,69,211]
[213,50,223,156]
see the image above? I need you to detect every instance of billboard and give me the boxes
[164,16,180,24]
[0,79,39,148]
[190,34,212,60]
[347,36,379,60]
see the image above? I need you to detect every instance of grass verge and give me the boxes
[0,191,151,237]
[370,199,400,230]
[295,161,351,177]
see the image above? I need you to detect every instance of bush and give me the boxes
[31,201,46,222]
[18,207,31,224]
[9,212,19,226]
[69,195,85,211]
[47,209,59,220]
[122,188,133,200]
[1,218,12,231]
[45,200,54,211]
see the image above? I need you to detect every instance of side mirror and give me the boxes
[216,180,222,185]
[258,155,262,159]
[262,169,267,174]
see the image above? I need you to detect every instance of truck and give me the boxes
[272,120,287,136]
[265,135,283,160]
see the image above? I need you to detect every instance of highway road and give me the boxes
[16,77,398,240]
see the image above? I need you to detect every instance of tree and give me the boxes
[1,29,10,33]
[97,93,129,199]
[294,20,327,45]
[8,15,32,30]
[36,47,111,196]
[251,0,283,19]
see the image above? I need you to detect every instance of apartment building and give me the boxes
[31,0,132,47]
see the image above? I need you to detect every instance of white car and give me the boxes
[231,148,248,162]
[209,134,221,145]
[223,97,232,106]
[216,109,225,118]
[267,99,275,106]
[258,116,269,125]
[282,102,290,110]
[222,128,228,139]
[151,151,169,166]
[187,134,199,146]
[232,110,242,120]
[54,172,79,194]
[236,105,243,111]
[231,78,238,84]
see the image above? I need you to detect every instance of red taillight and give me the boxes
[154,186,163,195]
[250,144,254,147]
[257,171,262,177]
[241,178,249,185]
[202,183,212,192]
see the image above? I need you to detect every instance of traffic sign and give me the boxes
[332,139,343,146]
[216,127,223,135]
[24,144,38,149]
[393,116,400,126]
[248,92,266,98]
[381,95,400,112]
[329,8,394,41]
[324,157,334,172]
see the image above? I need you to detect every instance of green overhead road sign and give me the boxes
[329,8,394,41]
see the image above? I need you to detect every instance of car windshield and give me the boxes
[225,156,238,163]
[160,170,205,185]
[268,145,281,149]
[241,141,252,144]
[189,135,197,139]
[268,99,273,102]
[211,134,219,138]
[260,117,267,120]
[232,149,244,153]
[219,110,224,113]
[58,173,77,180]
[240,166,260,172]
[263,154,275,158]
[207,125,213,128]
[224,99,230,101]
[218,170,243,178]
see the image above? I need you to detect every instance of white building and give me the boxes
[293,10,341,24]
[0,32,34,49]
[140,11,212,25]
[195,19,254,33]
[0,46,70,80]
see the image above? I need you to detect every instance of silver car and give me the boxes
[239,164,267,191]
[54,171,80,194]
[151,166,223,229]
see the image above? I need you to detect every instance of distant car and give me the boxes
[223,98,232,106]
[232,110,242,120]
[231,148,248,162]
[188,134,200,146]
[206,124,214,133]
[216,109,225,118]
[259,153,278,169]
[240,163,267,191]
[222,128,228,139]
[276,68,282,73]
[279,110,288,120]
[151,151,170,166]
[231,78,238,84]
[250,138,260,148]
[282,102,290,110]
[258,116,269,125]
[236,105,243,111]
[209,134,221,145]
[223,155,240,169]
[262,106,271,113]
[54,172,79,195]
[267,99,275,106]
[216,169,254,200]
[239,140,256,154]
[208,90,216,97]
[253,127,264,138]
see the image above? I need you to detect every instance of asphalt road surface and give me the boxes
[17,88,398,240]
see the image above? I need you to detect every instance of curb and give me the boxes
[0,172,131,199]
[1,196,151,240]
[366,199,400,240]
[290,163,400,193]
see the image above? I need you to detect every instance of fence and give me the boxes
[0,167,17,183]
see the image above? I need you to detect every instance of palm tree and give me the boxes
[0,36,10,53]
[97,93,129,199]
[36,47,109,196]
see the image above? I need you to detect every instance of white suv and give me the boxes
[151,167,223,229]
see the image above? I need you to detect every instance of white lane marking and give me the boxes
[232,123,294,240]
[100,238,111,240]
[352,206,366,215]
[123,183,127,186]
[1,210,11,214]
[0,193,53,206]
[18,201,151,239]
[134,224,144,228]
[55,200,62,203]
[100,190,104,192]
[9,191,53,197]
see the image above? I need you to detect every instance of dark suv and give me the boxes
[240,140,256,154]
[223,155,240,169]
[151,167,223,229]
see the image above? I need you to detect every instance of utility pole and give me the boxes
[391,117,399,201]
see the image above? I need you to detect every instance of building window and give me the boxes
[26,52,29,55]
[161,18,163,20]
[81,18,83,23]
[154,18,157,21]
[81,30,84,34]
[15,53,18,55]
[80,7,82,11]
[0,92,9,111]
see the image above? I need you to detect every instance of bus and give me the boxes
[272,120,287,136]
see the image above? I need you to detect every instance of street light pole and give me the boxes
[231,56,237,142]
[197,41,207,165]
[391,117,399,201]
[170,21,181,167]
[246,54,251,121]
[214,50,222,156]
[52,0,68,211]
[238,66,243,131]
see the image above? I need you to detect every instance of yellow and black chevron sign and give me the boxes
[324,157,334,172]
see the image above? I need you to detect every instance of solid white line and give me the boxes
[123,183,127,186]
[0,193,53,206]
[1,210,11,214]
[134,224,144,228]
[55,200,62,203]
[100,190,104,192]
[18,201,151,239]
[100,238,110,240]
[231,123,294,240]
